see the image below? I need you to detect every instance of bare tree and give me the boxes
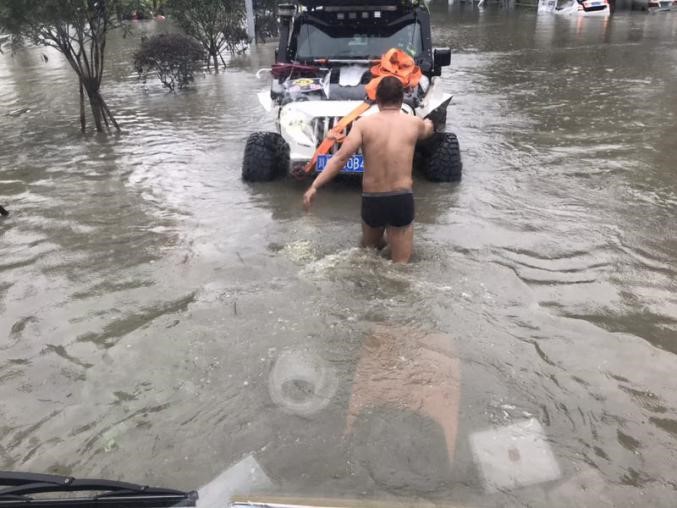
[166,0,248,72]
[0,0,121,133]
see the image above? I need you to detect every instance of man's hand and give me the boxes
[302,122,363,212]
[303,186,317,212]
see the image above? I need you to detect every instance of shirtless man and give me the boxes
[303,76,434,263]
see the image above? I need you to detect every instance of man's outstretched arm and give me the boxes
[304,122,363,211]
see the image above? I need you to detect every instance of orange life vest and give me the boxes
[365,48,422,101]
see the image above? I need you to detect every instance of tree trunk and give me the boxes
[79,79,86,132]
[207,39,219,73]
[83,83,120,133]
[87,91,105,132]
[100,95,121,132]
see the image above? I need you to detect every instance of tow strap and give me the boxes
[293,48,423,178]
[296,102,371,178]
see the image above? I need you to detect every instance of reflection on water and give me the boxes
[1,6,677,507]
[346,325,460,477]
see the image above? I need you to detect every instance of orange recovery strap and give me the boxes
[297,48,422,177]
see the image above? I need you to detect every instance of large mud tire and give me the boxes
[242,132,290,182]
[420,132,462,182]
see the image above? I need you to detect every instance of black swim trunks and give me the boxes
[361,190,415,228]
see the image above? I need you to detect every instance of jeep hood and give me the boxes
[281,100,380,118]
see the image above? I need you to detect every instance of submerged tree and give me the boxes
[166,0,249,72]
[254,0,278,43]
[134,33,205,91]
[0,0,121,133]
[222,11,249,56]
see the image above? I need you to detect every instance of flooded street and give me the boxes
[1,6,676,506]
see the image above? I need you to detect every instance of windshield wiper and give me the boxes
[0,471,197,507]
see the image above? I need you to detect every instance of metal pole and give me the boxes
[245,0,256,44]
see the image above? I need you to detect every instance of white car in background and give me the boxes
[539,0,612,15]
[562,0,612,14]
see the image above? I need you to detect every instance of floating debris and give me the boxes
[6,107,30,117]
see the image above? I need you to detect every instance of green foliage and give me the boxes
[222,13,249,55]
[165,0,249,70]
[117,0,154,19]
[0,0,118,49]
[254,0,278,42]
[134,33,205,91]
[0,1,26,49]
[115,0,166,20]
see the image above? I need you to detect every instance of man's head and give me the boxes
[376,76,404,109]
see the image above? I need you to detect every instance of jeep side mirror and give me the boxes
[433,48,451,76]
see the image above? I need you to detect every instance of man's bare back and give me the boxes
[303,77,433,263]
[359,109,430,193]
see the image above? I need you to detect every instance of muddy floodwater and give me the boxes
[1,6,676,507]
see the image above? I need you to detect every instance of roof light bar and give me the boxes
[324,5,398,11]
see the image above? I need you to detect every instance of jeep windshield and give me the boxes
[294,22,422,60]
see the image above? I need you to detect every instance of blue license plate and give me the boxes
[316,154,364,174]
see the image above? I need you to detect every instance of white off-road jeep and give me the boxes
[242,0,461,182]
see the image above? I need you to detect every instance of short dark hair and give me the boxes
[376,76,403,106]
